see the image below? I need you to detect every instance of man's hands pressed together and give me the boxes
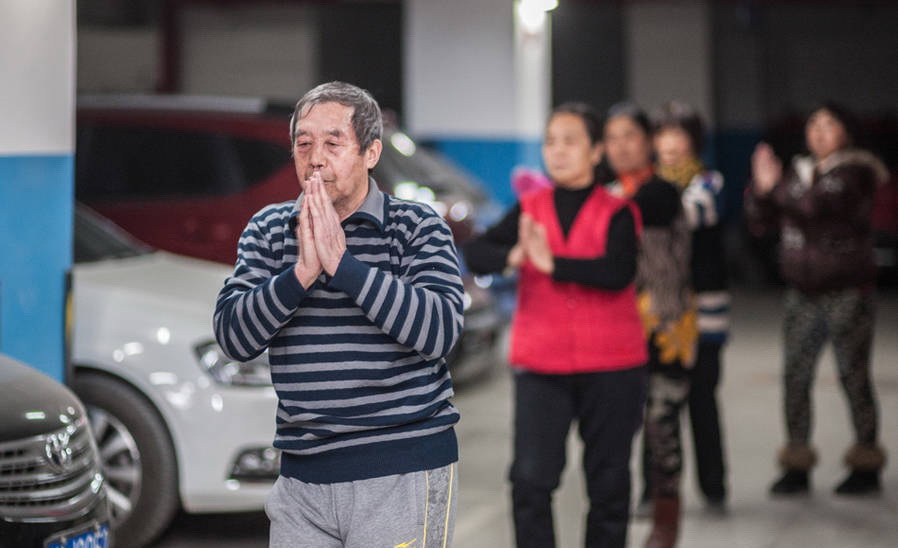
[294,171,348,289]
[294,174,323,290]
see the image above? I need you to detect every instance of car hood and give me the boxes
[73,251,232,313]
[0,355,85,440]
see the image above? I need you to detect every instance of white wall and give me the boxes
[0,0,75,154]
[404,0,519,138]
[514,6,552,138]
[77,4,319,101]
[180,5,318,101]
[78,28,158,93]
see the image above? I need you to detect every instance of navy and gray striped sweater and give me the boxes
[214,179,464,483]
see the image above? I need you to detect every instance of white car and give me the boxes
[71,206,279,547]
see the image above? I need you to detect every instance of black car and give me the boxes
[0,354,112,548]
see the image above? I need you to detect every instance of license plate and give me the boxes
[44,522,110,548]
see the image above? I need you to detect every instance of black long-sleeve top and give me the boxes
[463,182,638,291]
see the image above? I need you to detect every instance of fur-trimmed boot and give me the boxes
[644,496,680,548]
[770,443,817,496]
[835,444,886,495]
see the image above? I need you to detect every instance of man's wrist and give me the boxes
[294,263,320,289]
[325,250,347,277]
[326,251,370,300]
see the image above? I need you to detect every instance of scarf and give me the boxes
[656,156,704,190]
[617,166,655,198]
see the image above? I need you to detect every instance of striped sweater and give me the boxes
[214,179,464,483]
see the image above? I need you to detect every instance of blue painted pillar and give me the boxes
[404,0,553,207]
[0,1,76,381]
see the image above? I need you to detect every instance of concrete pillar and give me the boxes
[623,0,713,126]
[404,0,553,206]
[0,1,76,380]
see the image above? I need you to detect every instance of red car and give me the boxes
[77,96,488,265]
[75,95,504,382]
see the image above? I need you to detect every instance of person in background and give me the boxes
[465,103,648,548]
[604,102,695,548]
[746,102,889,496]
[651,100,730,513]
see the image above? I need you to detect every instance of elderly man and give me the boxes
[214,81,463,548]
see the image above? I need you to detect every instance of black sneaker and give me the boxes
[770,470,810,496]
[834,470,881,496]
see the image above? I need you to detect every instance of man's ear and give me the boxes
[365,139,383,170]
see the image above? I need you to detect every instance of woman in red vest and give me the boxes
[465,103,648,548]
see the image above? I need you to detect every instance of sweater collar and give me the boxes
[290,177,386,233]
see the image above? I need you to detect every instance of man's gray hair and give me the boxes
[289,81,383,153]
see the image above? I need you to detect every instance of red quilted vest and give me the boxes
[509,186,647,373]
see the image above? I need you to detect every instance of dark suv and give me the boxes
[0,354,111,548]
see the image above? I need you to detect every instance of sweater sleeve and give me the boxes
[213,217,310,361]
[462,203,521,274]
[328,214,465,361]
[552,207,638,290]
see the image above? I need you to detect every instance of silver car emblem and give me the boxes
[44,431,73,474]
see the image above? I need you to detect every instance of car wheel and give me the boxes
[73,372,180,548]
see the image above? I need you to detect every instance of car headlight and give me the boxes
[193,341,272,386]
[229,447,281,481]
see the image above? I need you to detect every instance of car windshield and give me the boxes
[74,205,152,263]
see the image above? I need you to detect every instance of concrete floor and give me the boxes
[153,288,898,548]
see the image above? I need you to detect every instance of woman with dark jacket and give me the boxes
[746,103,889,496]
[464,103,648,548]
[604,102,696,548]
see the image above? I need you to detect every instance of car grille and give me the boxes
[0,416,106,522]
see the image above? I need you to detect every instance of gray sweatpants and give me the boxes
[266,463,458,548]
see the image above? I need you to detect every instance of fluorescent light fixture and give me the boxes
[517,0,557,33]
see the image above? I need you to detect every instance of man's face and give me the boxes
[293,102,382,215]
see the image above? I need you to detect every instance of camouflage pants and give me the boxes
[783,288,879,445]
[644,347,690,498]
